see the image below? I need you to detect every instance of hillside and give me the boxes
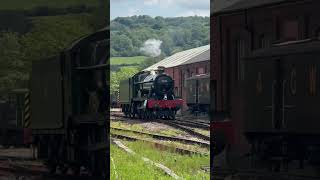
[110,56,146,72]
[110,56,146,65]
[0,0,99,10]
[111,16,209,57]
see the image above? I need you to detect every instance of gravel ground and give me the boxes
[111,120,210,143]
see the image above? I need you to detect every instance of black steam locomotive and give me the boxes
[119,67,183,120]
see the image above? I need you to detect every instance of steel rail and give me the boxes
[110,127,210,147]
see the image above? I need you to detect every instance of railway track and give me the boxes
[173,118,209,130]
[110,112,210,141]
[110,110,210,129]
[158,121,210,141]
[110,127,210,147]
[0,158,105,180]
[110,133,208,156]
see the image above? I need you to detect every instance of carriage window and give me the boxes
[200,82,204,92]
[256,72,263,94]
[259,34,271,48]
[197,67,204,74]
[174,87,179,97]
[309,64,317,96]
[183,73,188,88]
[290,67,297,95]
[235,39,246,81]
[280,19,299,41]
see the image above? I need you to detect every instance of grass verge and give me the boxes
[110,143,173,180]
[123,140,210,180]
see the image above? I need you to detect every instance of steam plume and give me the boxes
[140,39,162,57]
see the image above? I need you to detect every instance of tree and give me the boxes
[0,31,26,94]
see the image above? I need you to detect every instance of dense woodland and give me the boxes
[0,0,107,95]
[111,16,210,57]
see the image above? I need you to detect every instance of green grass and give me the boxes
[192,128,210,137]
[0,0,99,10]
[124,140,210,180]
[110,143,172,180]
[110,56,147,65]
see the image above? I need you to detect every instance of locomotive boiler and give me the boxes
[119,67,183,120]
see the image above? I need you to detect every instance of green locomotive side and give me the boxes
[119,79,132,104]
[30,57,63,129]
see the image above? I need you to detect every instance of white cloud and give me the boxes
[179,0,210,10]
[143,0,209,9]
[128,8,140,16]
[143,0,158,6]
[143,0,174,7]
[177,9,210,17]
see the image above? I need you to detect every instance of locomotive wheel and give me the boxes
[145,111,149,120]
[147,111,153,120]
[169,110,175,120]
[138,110,142,119]
[150,111,156,120]
[142,110,147,120]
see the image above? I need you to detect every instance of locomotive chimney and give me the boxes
[157,66,165,74]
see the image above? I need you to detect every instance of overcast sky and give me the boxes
[111,0,210,19]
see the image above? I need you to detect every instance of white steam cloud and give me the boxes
[140,39,163,57]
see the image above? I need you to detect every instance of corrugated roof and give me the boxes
[144,45,210,71]
[212,0,242,14]
[215,0,300,14]
[180,49,210,66]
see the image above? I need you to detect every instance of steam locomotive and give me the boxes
[119,67,183,120]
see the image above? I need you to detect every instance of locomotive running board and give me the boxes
[73,114,107,125]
